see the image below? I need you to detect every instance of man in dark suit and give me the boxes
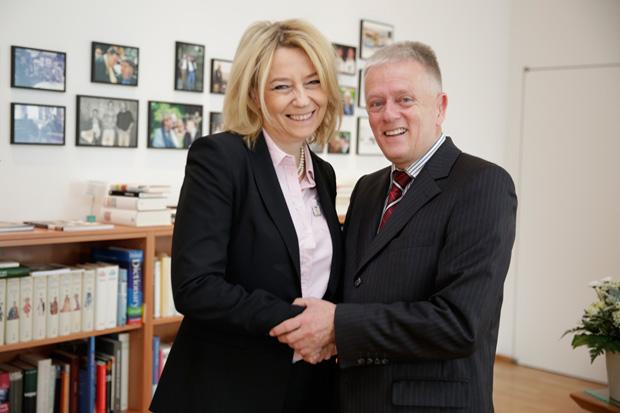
[271,40,517,412]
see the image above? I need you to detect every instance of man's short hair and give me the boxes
[364,41,442,90]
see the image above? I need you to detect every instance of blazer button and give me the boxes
[357,358,366,365]
[354,277,362,288]
[374,358,381,365]
[381,358,388,365]
[366,357,374,365]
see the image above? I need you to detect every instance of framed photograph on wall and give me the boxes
[209,112,224,135]
[359,19,394,60]
[76,95,139,148]
[11,103,65,145]
[358,69,366,108]
[328,131,351,154]
[210,59,232,94]
[175,41,205,92]
[356,117,382,155]
[332,43,357,75]
[91,41,139,86]
[340,86,356,116]
[11,46,66,92]
[148,101,203,149]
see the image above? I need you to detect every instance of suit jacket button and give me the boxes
[374,358,381,365]
[382,358,388,365]
[357,358,365,365]
[354,277,362,288]
[366,357,374,365]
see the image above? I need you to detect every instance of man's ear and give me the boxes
[436,93,448,126]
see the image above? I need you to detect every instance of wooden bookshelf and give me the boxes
[0,224,177,413]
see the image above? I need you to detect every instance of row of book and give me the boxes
[0,334,130,413]
[151,336,172,396]
[152,255,179,319]
[0,247,143,346]
[101,184,172,227]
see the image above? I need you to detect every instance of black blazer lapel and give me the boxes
[250,133,301,279]
[355,137,462,276]
[310,152,342,299]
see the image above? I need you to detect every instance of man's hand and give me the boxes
[270,297,337,364]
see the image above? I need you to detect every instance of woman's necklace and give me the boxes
[297,145,305,179]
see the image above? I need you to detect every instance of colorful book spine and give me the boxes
[5,276,21,344]
[19,276,33,342]
[70,269,83,333]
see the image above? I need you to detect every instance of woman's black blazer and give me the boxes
[150,132,343,413]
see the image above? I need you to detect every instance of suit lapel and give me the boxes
[250,133,301,278]
[310,152,342,298]
[357,168,391,257]
[354,137,462,276]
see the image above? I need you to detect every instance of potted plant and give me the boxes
[564,277,620,403]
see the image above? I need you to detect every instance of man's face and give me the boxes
[365,60,447,169]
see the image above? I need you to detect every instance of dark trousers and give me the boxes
[281,359,337,413]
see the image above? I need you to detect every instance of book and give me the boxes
[91,247,143,324]
[58,270,73,336]
[0,222,34,233]
[0,266,30,277]
[153,259,161,318]
[24,220,114,232]
[52,360,70,413]
[5,275,21,345]
[96,337,121,412]
[0,369,9,413]
[159,255,175,317]
[103,196,167,211]
[108,190,166,199]
[80,268,95,332]
[0,363,23,413]
[52,349,80,413]
[94,353,113,413]
[31,270,48,341]
[10,360,36,413]
[101,208,171,227]
[69,269,83,333]
[116,333,129,410]
[0,275,6,345]
[108,183,171,193]
[95,361,106,413]
[19,354,53,413]
[0,261,19,269]
[152,336,160,395]
[117,268,127,326]
[47,272,60,338]
[19,275,33,342]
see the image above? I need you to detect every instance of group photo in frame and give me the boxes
[356,117,382,155]
[91,41,139,86]
[328,131,351,154]
[359,19,394,60]
[340,86,356,116]
[209,112,224,135]
[11,46,66,92]
[210,59,232,94]
[76,95,139,148]
[148,101,203,149]
[175,41,205,92]
[11,103,65,145]
[332,43,357,75]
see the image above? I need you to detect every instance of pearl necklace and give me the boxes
[297,145,305,179]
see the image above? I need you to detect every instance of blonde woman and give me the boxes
[150,19,342,413]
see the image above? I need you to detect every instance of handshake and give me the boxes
[269,297,337,364]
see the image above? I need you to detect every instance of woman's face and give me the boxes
[262,47,327,147]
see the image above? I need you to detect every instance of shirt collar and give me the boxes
[263,129,316,187]
[391,133,446,178]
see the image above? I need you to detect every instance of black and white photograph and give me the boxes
[210,59,232,94]
[11,103,65,145]
[358,69,366,108]
[175,42,205,92]
[148,101,203,149]
[333,43,357,75]
[356,117,382,155]
[209,112,224,135]
[91,41,139,86]
[76,95,139,147]
[359,19,394,59]
[11,46,66,92]
[328,131,351,154]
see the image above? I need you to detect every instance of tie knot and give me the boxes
[392,170,412,189]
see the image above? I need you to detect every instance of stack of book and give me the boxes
[24,219,114,232]
[101,184,172,227]
[0,222,34,233]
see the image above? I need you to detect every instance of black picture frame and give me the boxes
[148,100,203,149]
[359,19,394,60]
[91,41,139,86]
[358,69,366,108]
[209,112,224,135]
[174,41,205,93]
[11,46,66,92]
[356,117,382,156]
[332,43,357,75]
[76,95,139,148]
[11,103,66,145]
[210,59,232,94]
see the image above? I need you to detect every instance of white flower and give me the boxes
[586,301,605,317]
[613,310,620,328]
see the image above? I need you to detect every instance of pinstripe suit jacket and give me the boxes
[334,137,517,412]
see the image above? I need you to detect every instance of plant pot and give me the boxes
[606,351,620,403]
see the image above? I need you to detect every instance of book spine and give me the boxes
[117,334,129,411]
[22,368,36,413]
[152,336,160,395]
[0,278,5,345]
[117,269,127,326]
[70,270,83,333]
[126,257,143,323]
[31,275,47,341]
[81,270,95,332]
[19,276,33,343]
[46,274,60,338]
[153,259,161,319]
[5,277,21,344]
[160,256,173,317]
[94,267,107,331]
[95,361,106,413]
[58,272,72,336]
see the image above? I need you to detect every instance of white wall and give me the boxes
[0,0,511,222]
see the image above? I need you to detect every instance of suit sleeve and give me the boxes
[335,165,517,363]
[171,137,302,335]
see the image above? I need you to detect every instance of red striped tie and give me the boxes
[379,170,413,231]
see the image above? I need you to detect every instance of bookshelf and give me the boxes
[0,224,178,413]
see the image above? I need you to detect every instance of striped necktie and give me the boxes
[378,170,413,231]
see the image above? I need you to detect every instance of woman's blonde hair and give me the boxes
[223,19,341,146]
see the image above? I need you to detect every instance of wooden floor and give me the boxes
[493,359,602,412]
